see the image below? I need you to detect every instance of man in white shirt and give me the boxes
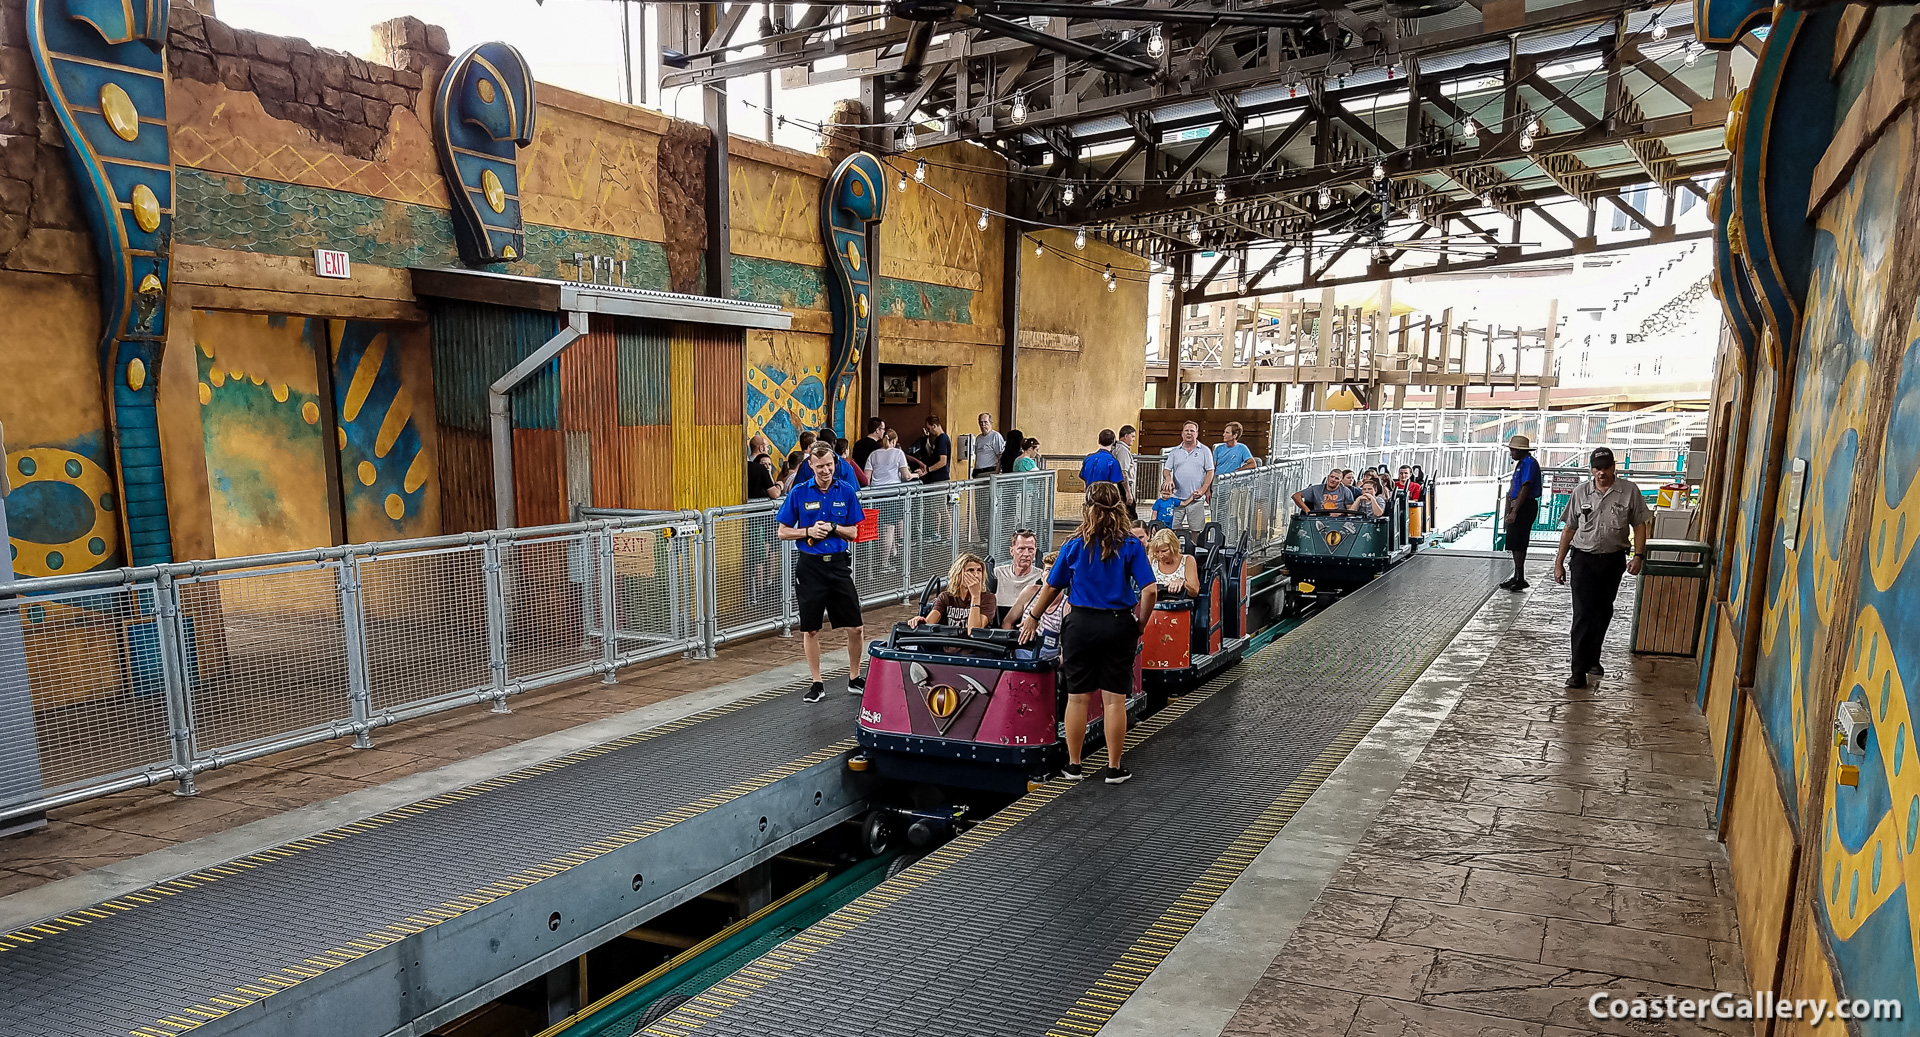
[992,529,1044,626]
[1113,424,1137,511]
[973,413,1005,476]
[1160,421,1215,532]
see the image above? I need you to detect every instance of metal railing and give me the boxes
[1042,452,1164,517]
[1271,408,1705,480]
[6,463,1395,822]
[0,514,708,822]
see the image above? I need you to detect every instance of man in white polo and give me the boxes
[1160,420,1215,532]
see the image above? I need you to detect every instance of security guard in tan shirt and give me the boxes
[1552,447,1651,688]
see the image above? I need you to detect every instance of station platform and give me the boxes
[0,555,1740,1037]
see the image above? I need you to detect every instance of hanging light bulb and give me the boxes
[1075,226,1088,250]
[914,159,928,183]
[1318,186,1333,209]
[897,172,909,192]
[1103,264,1114,282]
[1520,131,1534,152]
[1214,180,1228,204]
[1372,160,1386,179]
[902,126,918,151]
[1035,239,1044,257]
[1061,182,1076,206]
[1684,41,1701,65]
[977,210,990,231]
[1147,26,1164,57]
[1526,115,1541,136]
[1409,200,1423,221]
[1650,18,1668,40]
[1187,222,1202,244]
[1482,191,1496,209]
[1010,93,1028,125]
[1461,117,1478,140]
[1107,277,1117,293]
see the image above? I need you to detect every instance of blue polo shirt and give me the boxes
[1080,449,1124,487]
[1046,535,1156,610]
[776,477,865,554]
[1509,455,1542,501]
[1214,442,1253,474]
[836,456,862,487]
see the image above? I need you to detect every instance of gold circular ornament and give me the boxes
[477,78,496,104]
[137,273,162,295]
[197,381,212,405]
[358,460,378,486]
[301,400,320,424]
[130,184,161,233]
[1724,90,1748,156]
[126,357,145,392]
[850,180,865,197]
[384,493,405,520]
[272,382,289,403]
[927,684,960,718]
[481,168,507,214]
[100,83,139,142]
[845,240,862,271]
[856,294,868,319]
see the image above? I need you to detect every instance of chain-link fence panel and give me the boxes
[359,543,491,715]
[178,562,351,755]
[0,583,173,808]
[706,503,790,643]
[501,532,599,685]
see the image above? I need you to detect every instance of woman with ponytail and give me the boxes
[1018,481,1158,784]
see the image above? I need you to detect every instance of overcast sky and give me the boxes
[215,0,850,151]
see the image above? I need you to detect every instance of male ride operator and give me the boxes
[777,443,867,702]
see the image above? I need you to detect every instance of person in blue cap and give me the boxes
[777,443,867,702]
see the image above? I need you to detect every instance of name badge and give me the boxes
[804,501,821,510]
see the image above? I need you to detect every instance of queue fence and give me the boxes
[2,463,1343,823]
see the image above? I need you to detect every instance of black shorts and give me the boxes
[795,551,862,632]
[1060,607,1138,697]
[1507,499,1539,551]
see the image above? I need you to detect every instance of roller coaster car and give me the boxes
[1281,491,1417,615]
[855,622,1144,794]
[1142,523,1251,698]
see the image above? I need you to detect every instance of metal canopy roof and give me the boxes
[662,0,1748,300]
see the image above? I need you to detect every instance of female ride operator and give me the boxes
[909,553,996,631]
[1018,482,1158,785]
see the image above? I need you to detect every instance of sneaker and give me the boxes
[848,675,866,695]
[1563,674,1586,689]
[1103,767,1134,785]
[804,681,826,702]
[1060,763,1085,782]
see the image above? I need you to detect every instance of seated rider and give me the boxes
[911,553,996,631]
[1292,468,1358,514]
[1352,475,1386,518]
[1145,529,1199,596]
[1008,551,1069,640]
[993,530,1045,628]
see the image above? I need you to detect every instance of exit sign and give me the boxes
[314,248,351,279]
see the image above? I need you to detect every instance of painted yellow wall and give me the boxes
[1016,228,1150,456]
[1724,695,1796,999]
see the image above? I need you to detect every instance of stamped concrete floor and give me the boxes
[0,605,912,899]
[1222,576,1744,1037]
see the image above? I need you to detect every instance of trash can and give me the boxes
[1630,539,1713,656]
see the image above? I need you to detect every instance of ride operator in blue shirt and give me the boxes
[777,443,868,702]
[1503,434,1543,591]
[1018,481,1159,785]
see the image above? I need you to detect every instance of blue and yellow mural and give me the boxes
[331,321,433,536]
[746,363,830,457]
[5,434,121,578]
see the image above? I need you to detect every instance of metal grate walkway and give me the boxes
[0,679,862,1037]
[645,552,1504,1037]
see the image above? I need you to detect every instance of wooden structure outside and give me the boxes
[1136,409,1271,458]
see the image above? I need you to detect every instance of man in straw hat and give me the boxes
[1502,434,1543,591]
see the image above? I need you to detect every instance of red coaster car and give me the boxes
[1142,523,1250,698]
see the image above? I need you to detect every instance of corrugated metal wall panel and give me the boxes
[688,323,744,427]
[427,300,562,432]
[513,427,567,527]
[615,318,672,428]
[670,334,700,508]
[561,325,619,435]
[690,425,744,510]
[436,425,494,533]
[619,425,672,510]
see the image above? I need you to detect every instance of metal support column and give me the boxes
[703,8,733,299]
[338,556,375,749]
[482,535,512,713]
[1000,191,1023,429]
[900,492,916,605]
[154,573,198,798]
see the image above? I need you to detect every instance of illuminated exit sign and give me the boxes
[314,249,351,279]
